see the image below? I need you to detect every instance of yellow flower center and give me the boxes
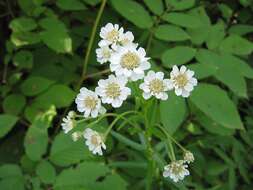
[149,79,164,93]
[84,96,97,109]
[102,48,111,58]
[106,29,119,42]
[174,74,188,88]
[105,83,121,98]
[91,134,99,146]
[120,52,140,70]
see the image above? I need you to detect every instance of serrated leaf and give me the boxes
[21,76,55,96]
[162,13,202,28]
[0,114,18,138]
[3,94,26,115]
[229,24,253,36]
[36,160,56,184]
[155,24,190,42]
[143,0,163,15]
[206,21,225,50]
[9,17,37,32]
[111,0,153,29]
[190,83,243,129]
[161,46,196,66]
[187,63,217,79]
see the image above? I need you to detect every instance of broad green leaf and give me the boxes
[219,34,253,55]
[11,32,40,47]
[3,94,26,115]
[34,84,75,108]
[165,0,195,10]
[21,76,55,96]
[143,0,163,15]
[0,164,25,190]
[13,50,33,69]
[0,114,18,138]
[190,83,243,129]
[206,21,225,50]
[161,46,196,66]
[218,4,233,21]
[36,160,56,184]
[229,24,253,36]
[39,18,72,53]
[162,13,202,28]
[187,63,217,79]
[50,133,92,167]
[160,93,187,134]
[9,17,37,32]
[111,0,153,29]
[82,0,100,6]
[155,25,190,42]
[24,107,56,161]
[57,0,86,10]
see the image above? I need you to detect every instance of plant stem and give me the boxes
[77,0,107,89]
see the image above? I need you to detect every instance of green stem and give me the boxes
[167,140,176,161]
[77,0,107,89]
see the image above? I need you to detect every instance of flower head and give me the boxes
[75,87,106,118]
[169,65,197,98]
[139,70,172,100]
[99,23,124,47]
[183,151,194,164]
[61,111,76,134]
[109,44,150,81]
[71,131,82,142]
[83,128,106,156]
[95,74,131,108]
[163,160,190,183]
[118,31,134,47]
[96,45,112,64]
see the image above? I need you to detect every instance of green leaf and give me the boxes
[187,63,217,79]
[190,83,244,129]
[0,114,18,138]
[219,34,253,55]
[57,0,86,10]
[160,93,187,134]
[82,0,100,6]
[34,84,75,108]
[161,46,196,66]
[0,164,25,190]
[206,21,225,50]
[11,32,40,47]
[24,107,56,161]
[36,160,56,184]
[13,50,33,69]
[229,24,253,36]
[162,13,202,28]
[50,133,92,167]
[3,94,26,115]
[155,24,190,42]
[111,0,153,29]
[21,76,55,96]
[143,0,163,15]
[9,17,37,32]
[165,0,195,10]
[39,18,72,53]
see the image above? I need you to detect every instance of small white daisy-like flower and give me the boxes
[183,151,194,164]
[118,31,134,46]
[109,44,150,81]
[95,74,131,108]
[83,128,106,156]
[71,131,82,142]
[169,65,197,98]
[75,87,106,118]
[163,160,190,183]
[96,45,112,64]
[99,23,124,47]
[139,70,172,100]
[61,111,76,134]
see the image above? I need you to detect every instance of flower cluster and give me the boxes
[61,23,198,182]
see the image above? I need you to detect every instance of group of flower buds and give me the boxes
[163,151,194,182]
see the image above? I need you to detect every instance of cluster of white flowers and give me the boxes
[61,23,198,173]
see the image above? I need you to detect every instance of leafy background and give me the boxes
[1,0,253,189]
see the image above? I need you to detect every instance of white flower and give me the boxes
[183,151,194,164]
[71,131,82,142]
[95,74,131,108]
[96,45,112,64]
[75,87,106,118]
[139,70,172,100]
[109,44,150,81]
[83,128,106,156]
[163,160,190,183]
[99,23,124,47]
[169,65,197,98]
[118,31,134,46]
[61,111,76,134]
